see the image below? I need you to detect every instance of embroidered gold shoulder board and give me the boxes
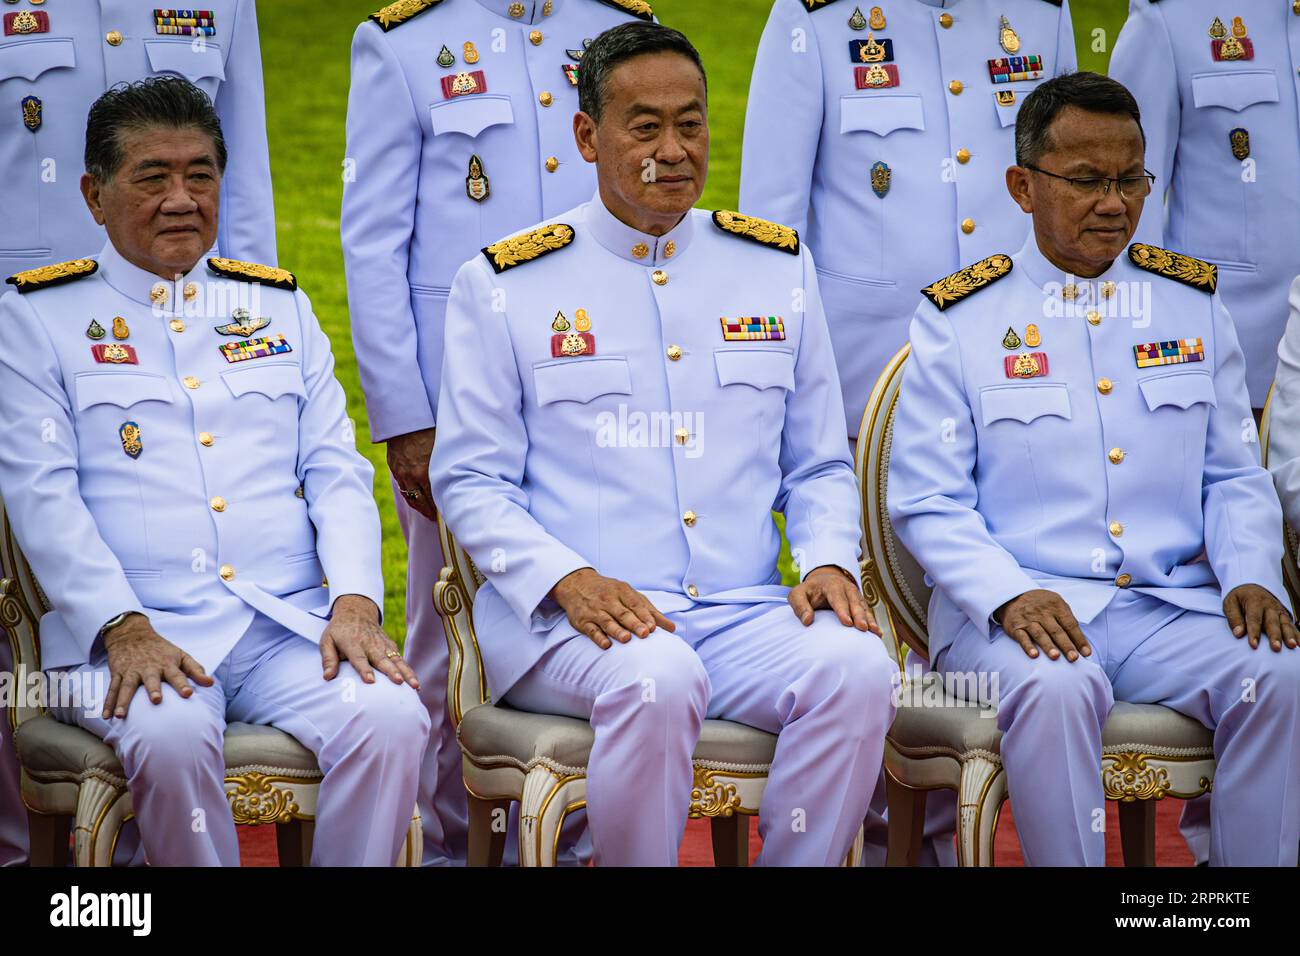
[481,223,575,274]
[5,258,98,295]
[920,254,1013,311]
[803,0,846,10]
[369,0,444,31]
[594,0,655,20]
[207,258,298,291]
[711,210,800,256]
[1128,243,1216,294]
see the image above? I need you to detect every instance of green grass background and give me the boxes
[260,0,1130,640]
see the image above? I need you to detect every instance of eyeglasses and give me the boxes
[1023,164,1157,199]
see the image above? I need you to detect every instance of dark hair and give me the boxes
[1015,71,1144,167]
[577,21,707,123]
[85,76,228,181]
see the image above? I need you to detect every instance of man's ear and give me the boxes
[81,173,107,226]
[573,111,598,164]
[1006,165,1033,215]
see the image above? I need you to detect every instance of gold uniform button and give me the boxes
[1087,310,1101,326]
[545,156,558,173]
[529,29,543,45]
[198,431,214,446]
[687,584,699,598]
[632,243,649,259]
[666,345,683,361]
[539,91,553,107]
[509,1,525,15]
[664,240,676,258]
[674,427,689,445]
[183,282,198,301]
[1097,378,1113,394]
[960,218,975,234]
[683,510,697,527]
[183,376,200,390]
[295,485,305,499]
[652,270,668,286]
[949,80,963,95]
[1109,521,1124,537]
[106,30,122,46]
[150,283,168,304]
[219,564,235,581]
[169,319,185,333]
[939,12,953,27]
[210,496,227,513]
[1115,573,1132,588]
[1108,447,1125,464]
[956,148,971,164]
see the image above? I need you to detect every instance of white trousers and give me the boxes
[504,601,896,866]
[51,611,429,866]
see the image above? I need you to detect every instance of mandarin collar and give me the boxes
[473,0,560,24]
[584,190,696,267]
[96,241,209,314]
[1014,231,1129,307]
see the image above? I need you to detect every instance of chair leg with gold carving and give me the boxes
[885,771,926,866]
[73,777,130,867]
[1117,799,1156,867]
[843,823,865,867]
[709,814,749,867]
[27,810,70,867]
[957,751,1005,867]
[399,809,423,867]
[467,794,510,867]
[276,819,309,867]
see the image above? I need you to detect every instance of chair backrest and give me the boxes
[433,514,491,728]
[0,493,51,730]
[854,345,932,663]
[1257,385,1300,614]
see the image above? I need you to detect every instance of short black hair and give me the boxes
[1015,71,1144,167]
[577,21,707,123]
[85,76,228,181]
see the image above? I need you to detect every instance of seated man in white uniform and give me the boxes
[0,77,428,866]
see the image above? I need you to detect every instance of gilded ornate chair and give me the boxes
[1259,388,1300,613]
[857,345,1216,867]
[433,514,866,867]
[0,497,421,867]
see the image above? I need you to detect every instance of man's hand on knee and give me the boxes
[102,615,213,719]
[788,566,880,634]
[321,594,419,688]
[994,590,1092,662]
[550,568,676,650]
[1223,584,1300,652]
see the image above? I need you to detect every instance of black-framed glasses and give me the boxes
[1023,164,1157,199]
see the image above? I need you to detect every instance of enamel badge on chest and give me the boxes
[466,154,490,202]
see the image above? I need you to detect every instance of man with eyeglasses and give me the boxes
[889,72,1300,866]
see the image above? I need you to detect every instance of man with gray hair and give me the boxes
[0,77,427,865]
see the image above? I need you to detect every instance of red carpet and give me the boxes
[235,797,1195,866]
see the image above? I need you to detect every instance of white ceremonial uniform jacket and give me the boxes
[430,195,862,696]
[0,245,383,672]
[0,0,275,274]
[888,235,1286,663]
[739,0,1075,434]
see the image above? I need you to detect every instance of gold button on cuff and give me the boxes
[219,564,235,581]
[652,270,668,286]
[674,427,689,444]
[169,319,185,333]
[1086,310,1101,326]
[664,240,676,258]
[1115,573,1132,588]
[687,584,699,598]
[683,510,697,527]
[939,12,953,27]
[106,30,122,46]
[960,218,975,234]
[183,376,200,389]
[1097,378,1113,394]
[545,156,558,172]
[667,345,683,361]
[198,431,214,446]
[1109,521,1124,537]
[539,91,553,106]
[210,496,227,512]
[632,243,649,259]
[1108,447,1125,464]
[948,80,963,95]
[529,29,543,45]
[956,148,971,164]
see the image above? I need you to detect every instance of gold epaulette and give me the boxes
[207,258,297,291]
[481,223,575,274]
[1128,243,1216,294]
[593,0,655,21]
[803,0,846,10]
[920,254,1013,311]
[5,259,98,295]
[368,0,444,32]
[711,210,800,256]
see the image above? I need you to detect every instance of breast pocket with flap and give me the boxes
[73,371,175,412]
[145,40,225,100]
[532,356,632,406]
[429,93,515,138]
[839,93,925,136]
[978,382,1072,427]
[1191,70,1279,112]
[220,362,307,402]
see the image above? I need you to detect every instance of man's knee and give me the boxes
[1005,655,1111,721]
[597,636,710,725]
[339,677,431,754]
[108,689,223,772]
[1238,646,1300,715]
